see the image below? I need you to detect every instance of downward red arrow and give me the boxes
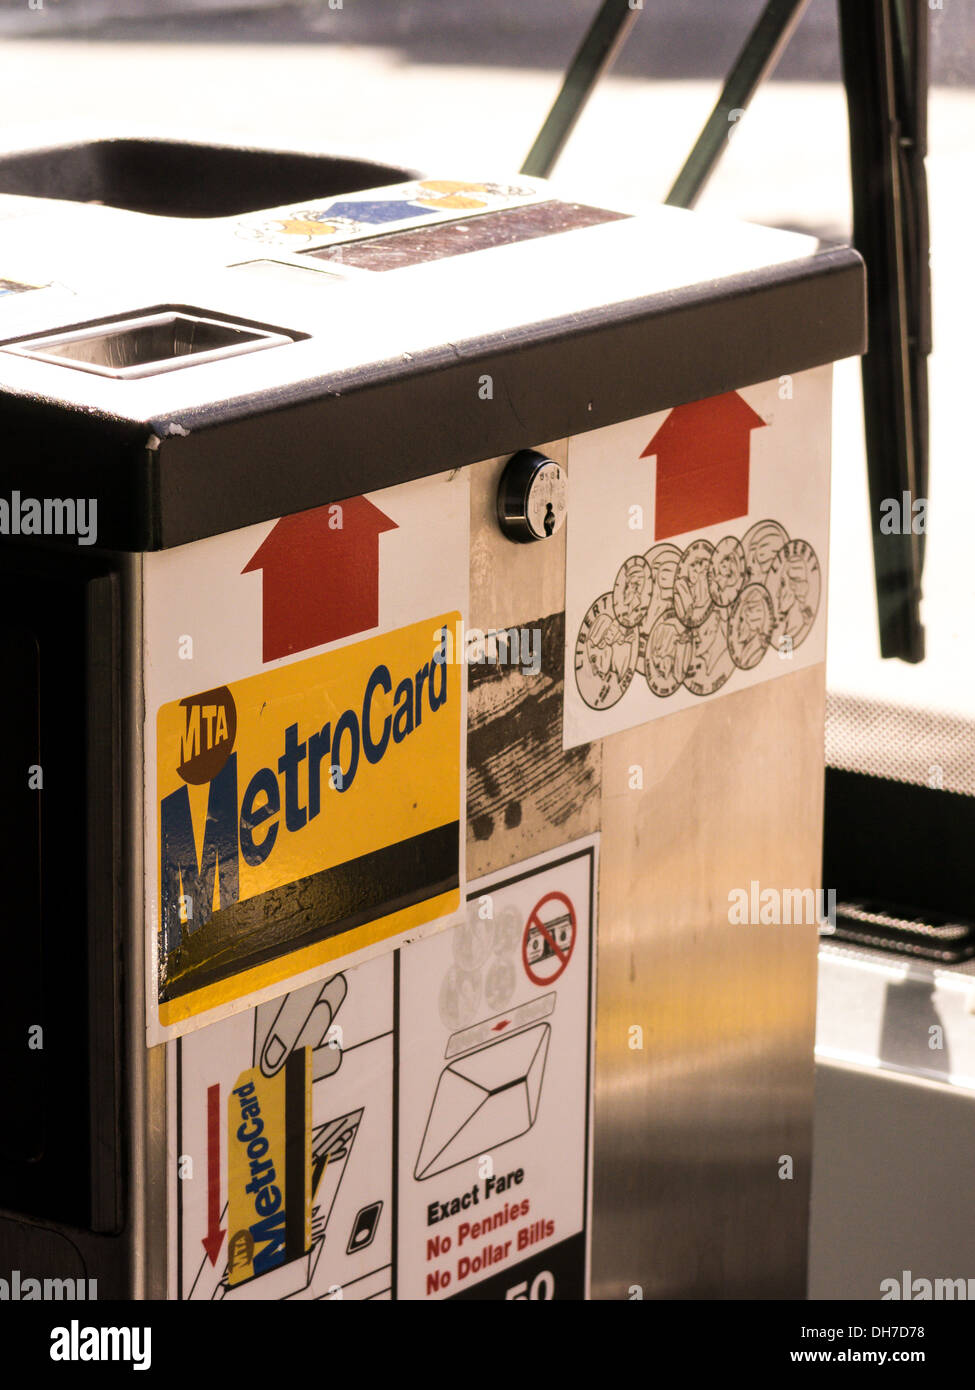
[243,497,398,663]
[642,391,767,540]
[202,1083,225,1267]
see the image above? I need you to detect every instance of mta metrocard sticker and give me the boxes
[144,469,469,1043]
[156,614,461,1027]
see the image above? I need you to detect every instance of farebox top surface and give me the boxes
[0,153,865,550]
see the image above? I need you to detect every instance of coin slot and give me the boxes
[2,308,304,379]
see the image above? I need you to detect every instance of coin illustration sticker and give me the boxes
[564,370,832,747]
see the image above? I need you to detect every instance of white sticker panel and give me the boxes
[564,367,832,748]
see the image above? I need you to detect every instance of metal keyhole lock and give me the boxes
[496,449,568,543]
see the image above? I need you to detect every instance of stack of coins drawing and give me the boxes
[574,520,821,710]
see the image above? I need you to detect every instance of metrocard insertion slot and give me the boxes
[2,308,303,379]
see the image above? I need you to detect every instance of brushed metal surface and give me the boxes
[592,669,824,1298]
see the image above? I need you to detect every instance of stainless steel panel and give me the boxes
[593,671,823,1298]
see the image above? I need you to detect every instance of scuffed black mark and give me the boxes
[467,611,599,843]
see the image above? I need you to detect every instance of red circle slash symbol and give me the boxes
[522,892,576,985]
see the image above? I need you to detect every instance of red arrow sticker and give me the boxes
[202,1083,225,1267]
[642,391,767,540]
[522,892,576,986]
[243,497,398,663]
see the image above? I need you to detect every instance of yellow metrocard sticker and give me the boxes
[227,1050,312,1288]
[156,613,461,1025]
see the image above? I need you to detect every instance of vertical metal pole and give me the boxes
[665,0,811,209]
[521,0,641,179]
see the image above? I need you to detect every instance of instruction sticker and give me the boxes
[233,177,548,252]
[564,367,832,748]
[171,834,596,1300]
[144,470,468,1043]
